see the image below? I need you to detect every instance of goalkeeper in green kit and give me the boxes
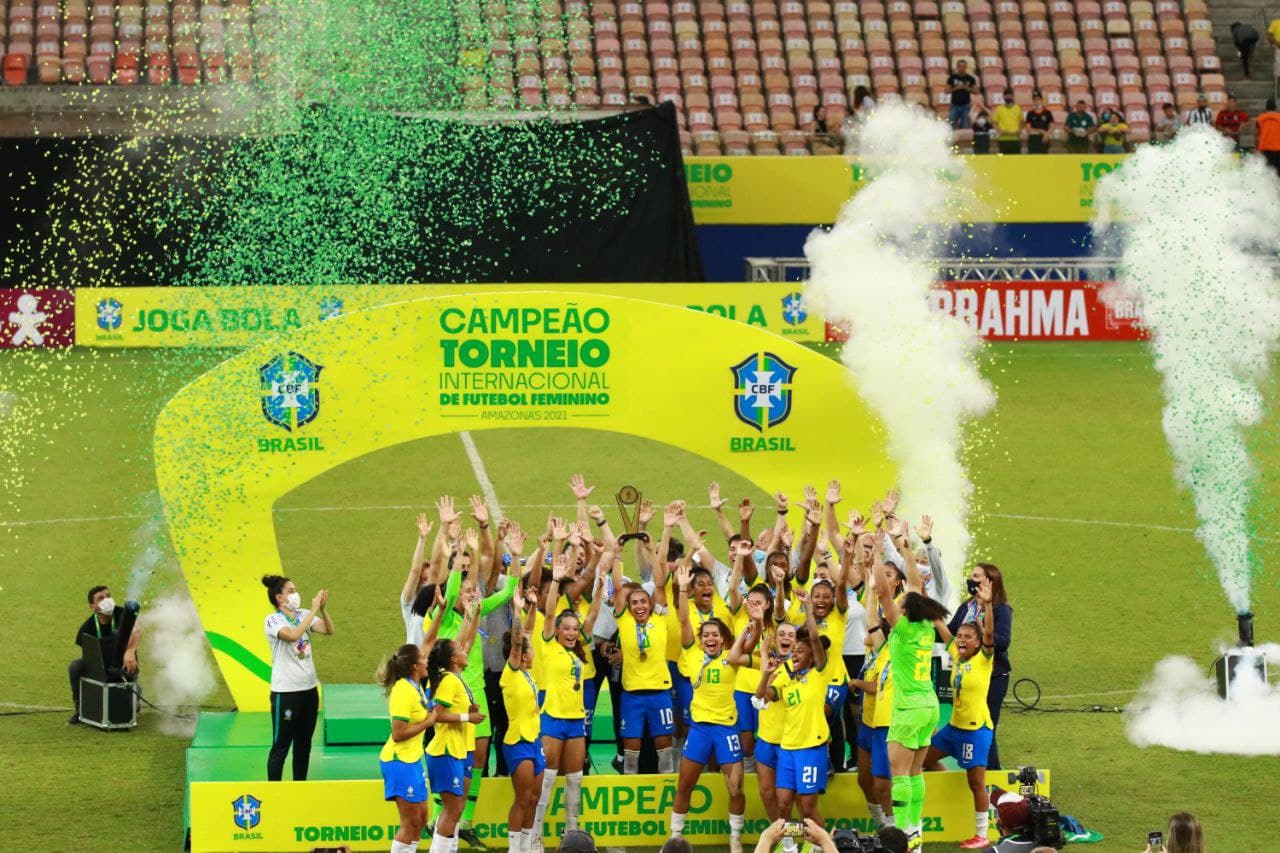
[873,530,950,852]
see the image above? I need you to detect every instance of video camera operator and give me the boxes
[68,584,140,725]
[982,770,1063,852]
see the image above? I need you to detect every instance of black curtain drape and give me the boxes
[0,102,702,285]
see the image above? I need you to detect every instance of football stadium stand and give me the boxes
[0,0,1257,152]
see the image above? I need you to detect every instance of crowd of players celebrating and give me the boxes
[263,476,1013,853]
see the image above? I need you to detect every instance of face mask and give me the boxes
[97,596,116,616]
[966,578,979,597]
[285,592,302,610]
[753,549,767,567]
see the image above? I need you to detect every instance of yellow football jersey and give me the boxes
[947,640,994,730]
[500,662,542,744]
[380,678,431,763]
[680,645,738,727]
[426,672,473,759]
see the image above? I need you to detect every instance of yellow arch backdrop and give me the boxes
[154,292,894,710]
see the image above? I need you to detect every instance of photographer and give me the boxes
[949,563,1013,769]
[982,789,1039,852]
[68,585,140,725]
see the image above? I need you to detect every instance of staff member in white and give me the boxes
[262,574,334,781]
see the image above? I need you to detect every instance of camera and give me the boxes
[830,829,885,852]
[1008,766,1064,849]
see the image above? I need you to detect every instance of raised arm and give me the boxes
[754,653,782,702]
[709,482,736,542]
[586,503,620,551]
[873,545,901,628]
[542,553,570,640]
[402,514,435,605]
[771,491,790,550]
[583,551,612,636]
[918,515,951,602]
[454,587,482,657]
[507,592,530,669]
[803,596,826,672]
[727,616,756,667]
[738,498,754,541]
[675,560,695,647]
[726,539,750,612]
[421,587,448,658]
[468,495,496,589]
[569,473,594,530]
[770,561,788,623]
[823,479,845,554]
[978,582,995,653]
[794,497,821,585]
[428,495,462,583]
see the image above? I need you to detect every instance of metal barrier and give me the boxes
[743,256,1123,282]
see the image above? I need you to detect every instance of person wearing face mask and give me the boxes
[69,585,140,725]
[948,563,1012,770]
[262,574,334,781]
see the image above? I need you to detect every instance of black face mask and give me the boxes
[966,578,980,597]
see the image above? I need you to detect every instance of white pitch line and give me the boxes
[459,431,504,520]
[0,701,68,712]
[984,512,1195,534]
[0,512,148,527]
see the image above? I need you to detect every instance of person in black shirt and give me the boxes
[69,584,140,724]
[972,109,993,154]
[946,59,977,129]
[1024,91,1054,153]
[1231,21,1260,78]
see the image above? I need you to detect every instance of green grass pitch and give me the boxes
[1,343,1278,852]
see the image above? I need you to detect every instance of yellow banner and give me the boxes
[685,155,1125,224]
[76,284,824,347]
[191,771,1050,851]
[154,292,892,710]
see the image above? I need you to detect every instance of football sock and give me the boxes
[564,771,583,830]
[670,812,687,836]
[975,810,989,838]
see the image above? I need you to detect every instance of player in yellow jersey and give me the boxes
[532,553,607,844]
[727,539,775,773]
[378,643,438,853]
[925,581,996,849]
[424,590,483,853]
[751,618,796,828]
[851,638,892,830]
[501,589,544,853]
[669,562,753,853]
[756,602,830,830]
[610,527,676,775]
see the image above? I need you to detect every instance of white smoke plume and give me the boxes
[125,500,167,602]
[1093,127,1280,614]
[804,104,995,593]
[138,592,218,736]
[1126,645,1280,755]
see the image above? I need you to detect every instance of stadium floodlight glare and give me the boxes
[1214,612,1267,701]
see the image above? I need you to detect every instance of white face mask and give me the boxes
[284,592,302,611]
[97,596,116,616]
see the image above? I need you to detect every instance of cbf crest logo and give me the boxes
[731,352,796,432]
[96,298,123,331]
[232,793,261,830]
[781,292,807,325]
[260,352,323,431]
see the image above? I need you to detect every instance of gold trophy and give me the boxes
[614,484,649,544]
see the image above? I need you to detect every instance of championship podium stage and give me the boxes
[185,684,1047,852]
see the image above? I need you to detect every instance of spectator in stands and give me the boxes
[947,60,978,129]
[972,109,994,154]
[1064,101,1096,153]
[1184,94,1214,127]
[1024,91,1053,153]
[993,90,1023,154]
[1154,102,1183,143]
[1257,98,1280,174]
[813,106,842,151]
[1097,109,1129,153]
[1214,95,1249,149]
[1269,16,1280,88]
[1231,21,1260,78]
[853,86,875,120]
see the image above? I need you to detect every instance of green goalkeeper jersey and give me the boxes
[887,616,937,710]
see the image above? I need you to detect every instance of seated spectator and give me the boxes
[69,584,140,725]
[1154,102,1183,143]
[1213,95,1249,149]
[812,106,842,151]
[1024,91,1053,153]
[852,85,875,120]
[1064,101,1096,153]
[1184,93,1214,127]
[947,60,977,129]
[972,109,994,154]
[1149,812,1204,853]
[1097,109,1129,153]
[993,90,1023,154]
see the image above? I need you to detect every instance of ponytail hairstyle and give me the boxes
[426,639,456,693]
[901,591,950,624]
[554,610,587,662]
[261,575,290,607]
[377,643,421,693]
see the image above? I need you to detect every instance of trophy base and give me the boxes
[617,532,651,545]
